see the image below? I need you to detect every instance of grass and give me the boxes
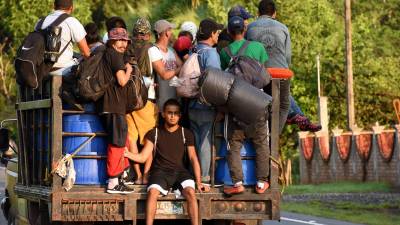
[284,182,392,195]
[282,201,400,225]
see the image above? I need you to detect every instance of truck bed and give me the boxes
[16,184,280,223]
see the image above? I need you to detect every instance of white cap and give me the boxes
[180,21,197,41]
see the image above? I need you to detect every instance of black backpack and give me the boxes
[76,45,112,102]
[14,13,71,89]
[224,40,271,89]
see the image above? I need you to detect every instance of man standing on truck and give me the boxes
[246,0,291,133]
[189,18,223,186]
[124,98,207,225]
[125,17,157,185]
[148,20,183,114]
[219,16,270,195]
[38,0,91,76]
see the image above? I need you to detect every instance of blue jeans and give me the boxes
[288,95,304,118]
[188,100,216,182]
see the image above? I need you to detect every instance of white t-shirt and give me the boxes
[148,46,178,109]
[36,10,86,68]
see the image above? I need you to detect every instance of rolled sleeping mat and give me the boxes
[227,78,272,125]
[198,68,235,106]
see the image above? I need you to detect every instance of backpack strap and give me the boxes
[223,46,234,58]
[153,128,158,157]
[35,18,45,31]
[237,40,250,56]
[49,13,70,28]
[223,40,250,59]
[181,127,186,146]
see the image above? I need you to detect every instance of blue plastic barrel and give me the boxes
[62,103,107,185]
[35,111,49,165]
[215,140,257,185]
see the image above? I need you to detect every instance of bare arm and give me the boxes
[152,60,177,80]
[124,139,154,163]
[188,146,207,192]
[115,63,132,87]
[174,51,183,72]
[77,38,91,59]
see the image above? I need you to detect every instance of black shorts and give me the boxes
[147,169,194,195]
[101,113,128,147]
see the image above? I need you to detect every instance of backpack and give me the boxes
[224,41,270,89]
[14,13,71,89]
[176,48,210,98]
[153,127,191,171]
[76,45,111,102]
[125,63,148,113]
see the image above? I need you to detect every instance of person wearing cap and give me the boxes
[179,21,198,43]
[97,27,134,194]
[217,5,253,52]
[246,0,322,133]
[148,20,183,113]
[125,17,157,185]
[173,36,193,61]
[102,16,127,43]
[219,16,271,195]
[188,18,224,185]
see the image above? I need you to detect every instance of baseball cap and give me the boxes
[133,17,151,35]
[180,21,198,40]
[108,28,131,42]
[228,16,245,34]
[197,18,224,40]
[228,5,253,20]
[173,36,193,52]
[154,20,176,34]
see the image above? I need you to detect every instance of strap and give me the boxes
[224,113,230,150]
[223,40,250,58]
[153,128,158,157]
[223,46,234,58]
[237,40,250,56]
[49,13,70,28]
[36,18,45,31]
[181,127,186,145]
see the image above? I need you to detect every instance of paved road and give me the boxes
[0,165,362,225]
[264,212,362,225]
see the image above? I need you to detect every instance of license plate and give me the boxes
[156,201,184,215]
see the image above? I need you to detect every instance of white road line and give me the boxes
[281,217,326,225]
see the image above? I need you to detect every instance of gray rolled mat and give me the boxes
[227,78,272,125]
[198,68,235,106]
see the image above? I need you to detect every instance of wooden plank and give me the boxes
[270,79,280,190]
[51,76,63,191]
[16,99,52,111]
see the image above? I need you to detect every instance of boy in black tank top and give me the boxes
[124,99,208,225]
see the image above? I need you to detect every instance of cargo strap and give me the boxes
[51,134,96,174]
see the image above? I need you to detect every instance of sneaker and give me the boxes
[107,184,134,194]
[255,181,270,194]
[223,185,245,195]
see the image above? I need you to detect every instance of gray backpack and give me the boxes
[224,41,271,89]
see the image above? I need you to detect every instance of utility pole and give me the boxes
[345,0,355,130]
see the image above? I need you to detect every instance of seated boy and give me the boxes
[124,98,208,225]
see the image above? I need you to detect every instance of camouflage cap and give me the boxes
[133,17,151,35]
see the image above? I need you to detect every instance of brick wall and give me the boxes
[299,127,400,186]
